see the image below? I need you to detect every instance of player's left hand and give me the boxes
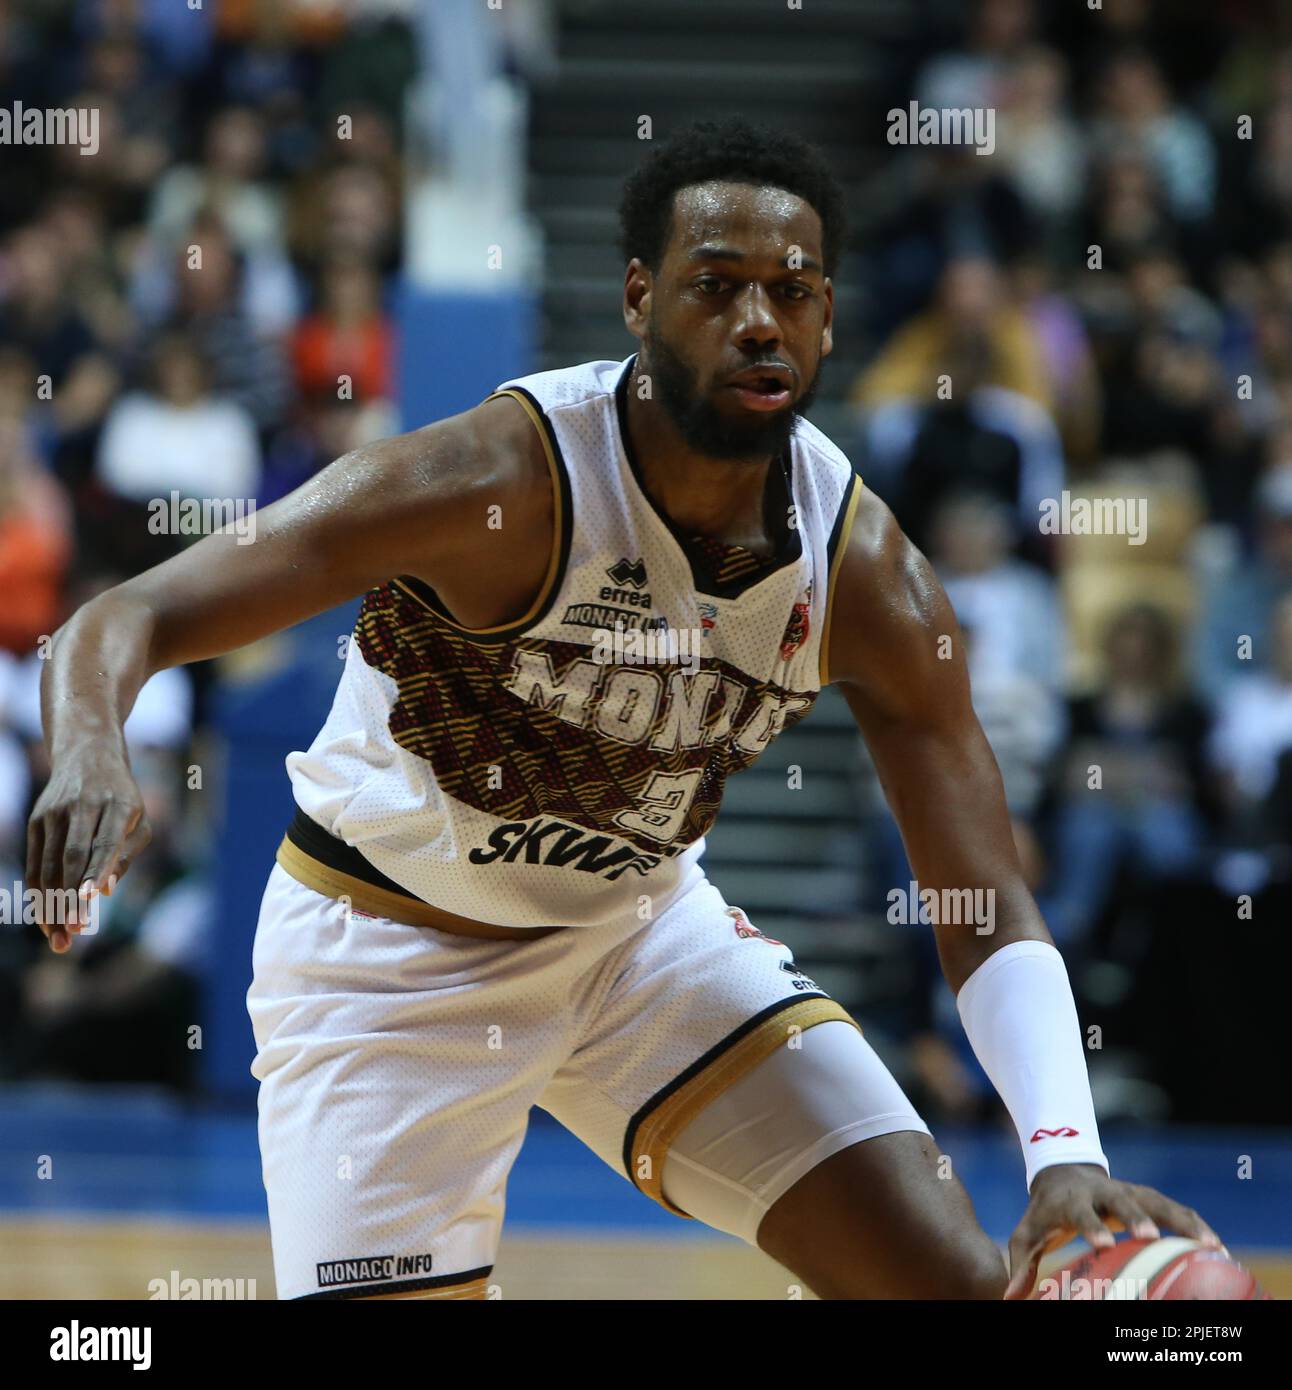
[1003,1162,1226,1299]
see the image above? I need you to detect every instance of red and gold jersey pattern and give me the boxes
[285,355,863,928]
[355,577,819,860]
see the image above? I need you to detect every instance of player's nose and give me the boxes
[730,283,782,348]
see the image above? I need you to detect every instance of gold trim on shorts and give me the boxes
[628,995,862,1218]
[364,1274,489,1300]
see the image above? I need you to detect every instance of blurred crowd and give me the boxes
[0,0,416,1089]
[1,0,1288,1127]
[855,0,1292,1126]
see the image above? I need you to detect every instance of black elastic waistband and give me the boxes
[285,807,424,904]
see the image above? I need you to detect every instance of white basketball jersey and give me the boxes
[283,354,863,928]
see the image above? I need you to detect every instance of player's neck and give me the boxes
[624,387,776,551]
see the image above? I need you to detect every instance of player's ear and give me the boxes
[624,258,651,338]
[820,279,834,358]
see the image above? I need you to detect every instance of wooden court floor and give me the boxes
[4,1218,1289,1300]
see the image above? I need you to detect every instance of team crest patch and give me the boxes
[726,905,783,946]
[779,580,813,661]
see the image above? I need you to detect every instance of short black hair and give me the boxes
[617,117,848,278]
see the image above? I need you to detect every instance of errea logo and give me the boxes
[606,557,647,589]
[601,557,651,609]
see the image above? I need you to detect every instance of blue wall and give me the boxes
[398,287,539,429]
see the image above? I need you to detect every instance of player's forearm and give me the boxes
[881,735,1107,1185]
[41,588,158,760]
[876,723,1052,990]
[902,742,1108,1185]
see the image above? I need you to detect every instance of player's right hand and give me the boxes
[25,752,152,954]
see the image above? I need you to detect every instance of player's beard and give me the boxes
[642,324,821,462]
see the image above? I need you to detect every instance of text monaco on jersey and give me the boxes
[504,650,812,755]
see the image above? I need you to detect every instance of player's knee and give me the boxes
[919,1237,1008,1300]
[807,1234,1006,1300]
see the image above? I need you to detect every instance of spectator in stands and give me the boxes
[1091,247,1225,461]
[95,331,260,508]
[1089,48,1217,225]
[0,397,73,658]
[148,105,286,260]
[854,259,1065,559]
[1125,246,1225,348]
[863,149,1034,341]
[929,491,1065,693]
[916,0,1037,115]
[854,257,1053,413]
[49,46,177,238]
[40,191,135,358]
[1010,254,1102,467]
[292,254,395,404]
[0,341,74,659]
[161,211,292,433]
[0,224,120,479]
[288,161,402,277]
[133,195,300,342]
[1080,152,1177,277]
[995,44,1087,247]
[1245,49,1292,252]
[1209,589,1292,835]
[1195,466,1292,700]
[261,385,397,508]
[1041,603,1214,952]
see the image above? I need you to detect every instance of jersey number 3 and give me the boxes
[613,769,704,845]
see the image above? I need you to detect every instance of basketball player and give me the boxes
[27,120,1223,1300]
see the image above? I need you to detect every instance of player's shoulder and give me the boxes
[790,413,863,501]
[791,412,854,472]
[490,356,630,418]
[320,403,546,563]
[345,357,625,550]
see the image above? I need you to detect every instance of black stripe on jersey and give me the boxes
[285,806,424,904]
[619,990,831,1192]
[393,385,575,646]
[825,468,863,572]
[298,1264,494,1300]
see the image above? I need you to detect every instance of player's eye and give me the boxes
[782,283,812,300]
[695,276,726,294]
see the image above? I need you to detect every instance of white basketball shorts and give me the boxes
[247,860,931,1299]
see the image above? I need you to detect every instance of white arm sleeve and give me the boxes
[955,938,1110,1191]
